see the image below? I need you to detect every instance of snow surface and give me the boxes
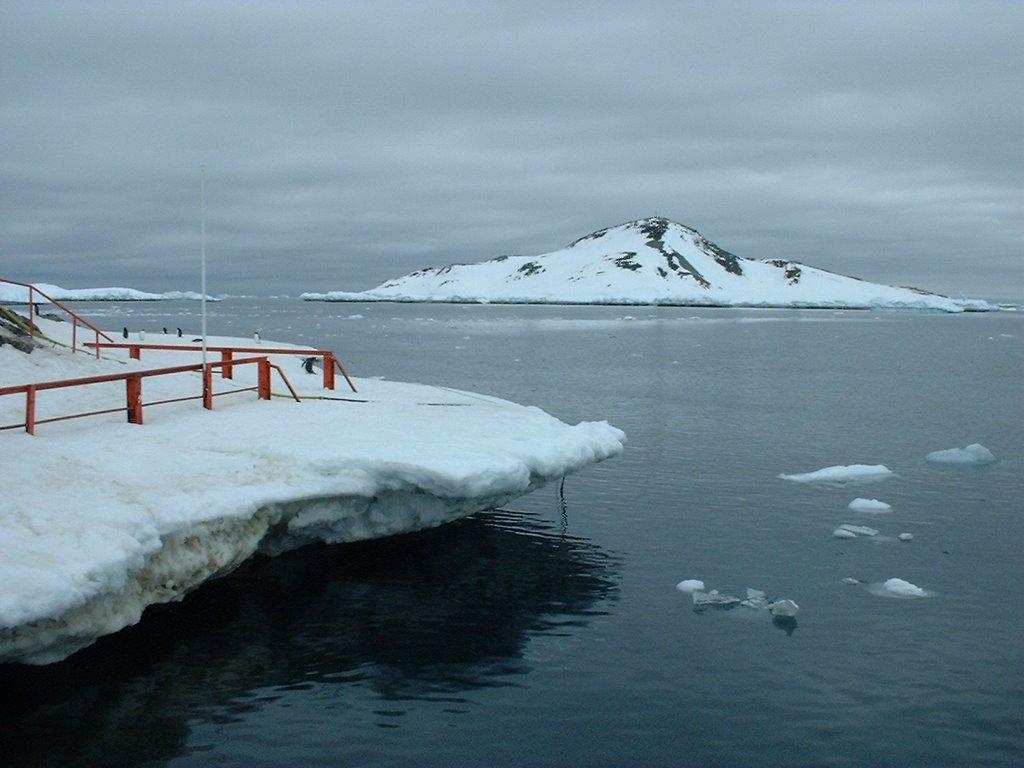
[925,443,997,465]
[0,282,214,303]
[303,218,992,312]
[778,464,894,484]
[848,497,892,513]
[0,316,624,664]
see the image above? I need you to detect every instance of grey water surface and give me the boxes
[3,300,1022,767]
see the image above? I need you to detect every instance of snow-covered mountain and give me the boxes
[304,217,989,312]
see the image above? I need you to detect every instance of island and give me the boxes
[303,217,990,312]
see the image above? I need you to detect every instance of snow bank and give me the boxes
[925,443,997,466]
[779,464,894,484]
[0,282,216,303]
[0,317,625,664]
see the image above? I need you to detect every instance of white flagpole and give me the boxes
[200,165,207,365]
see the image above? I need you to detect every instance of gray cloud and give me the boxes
[2,0,1021,297]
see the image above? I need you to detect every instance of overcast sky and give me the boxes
[2,1,1021,298]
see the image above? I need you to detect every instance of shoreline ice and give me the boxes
[1,316,625,664]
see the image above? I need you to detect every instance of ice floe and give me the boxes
[833,528,858,539]
[692,589,741,608]
[867,578,934,599]
[779,464,893,484]
[925,443,997,466]
[688,585,800,621]
[838,524,879,537]
[848,498,892,513]
[768,599,799,618]
[740,588,768,610]
[675,579,705,593]
[898,533,914,542]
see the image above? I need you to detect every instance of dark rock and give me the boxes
[513,261,545,279]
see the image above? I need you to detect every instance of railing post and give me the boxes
[25,385,36,435]
[323,352,336,390]
[129,345,141,360]
[126,375,143,424]
[221,349,233,379]
[72,320,78,354]
[203,364,214,410]
[27,287,35,340]
[258,358,271,400]
[94,330,100,359]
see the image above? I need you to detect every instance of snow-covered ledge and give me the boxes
[1,319,625,664]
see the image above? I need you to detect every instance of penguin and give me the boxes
[162,327,168,334]
[301,356,317,374]
[122,327,129,339]
[254,330,261,343]
[177,327,183,338]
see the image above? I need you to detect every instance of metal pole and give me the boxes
[200,165,207,366]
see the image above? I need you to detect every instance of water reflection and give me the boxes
[1,510,617,768]
[772,616,798,636]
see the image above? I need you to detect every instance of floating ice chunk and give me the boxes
[868,578,933,598]
[768,599,799,617]
[925,444,997,466]
[841,577,861,585]
[692,589,741,608]
[833,528,857,538]
[898,533,914,542]
[741,588,769,609]
[848,498,891,514]
[779,464,894,484]
[839,524,879,537]
[675,579,705,593]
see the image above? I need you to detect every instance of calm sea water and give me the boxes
[3,300,1022,767]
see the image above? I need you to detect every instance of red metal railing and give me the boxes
[85,342,358,393]
[0,278,114,356]
[0,357,301,435]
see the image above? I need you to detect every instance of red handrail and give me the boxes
[0,278,114,357]
[86,342,357,393]
[0,356,301,434]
